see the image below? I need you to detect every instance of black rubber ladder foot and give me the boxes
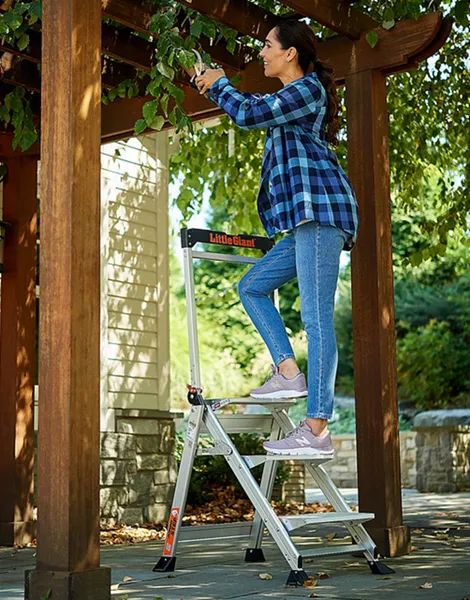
[153,556,176,572]
[286,569,309,587]
[368,560,395,575]
[245,548,266,562]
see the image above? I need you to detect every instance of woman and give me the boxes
[194,19,358,457]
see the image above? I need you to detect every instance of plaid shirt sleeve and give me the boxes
[207,75,323,129]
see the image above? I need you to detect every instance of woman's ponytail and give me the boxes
[274,19,341,146]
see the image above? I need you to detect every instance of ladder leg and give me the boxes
[203,409,304,573]
[153,404,205,572]
[272,407,394,573]
[245,421,282,562]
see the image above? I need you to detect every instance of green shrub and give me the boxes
[397,319,470,409]
[175,431,289,506]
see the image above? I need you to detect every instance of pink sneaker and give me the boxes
[250,365,307,399]
[263,421,334,457]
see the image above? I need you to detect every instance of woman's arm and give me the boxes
[197,72,324,130]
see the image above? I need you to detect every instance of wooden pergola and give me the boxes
[0,1,451,598]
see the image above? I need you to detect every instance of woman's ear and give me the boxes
[286,47,298,63]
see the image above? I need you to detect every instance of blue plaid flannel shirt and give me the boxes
[207,73,359,250]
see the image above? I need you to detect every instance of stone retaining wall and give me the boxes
[100,410,178,525]
[414,410,470,493]
[304,431,417,491]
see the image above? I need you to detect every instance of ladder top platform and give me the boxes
[208,396,298,406]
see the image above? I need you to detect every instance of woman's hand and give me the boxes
[195,68,226,94]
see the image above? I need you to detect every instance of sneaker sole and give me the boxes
[250,389,307,399]
[263,446,334,457]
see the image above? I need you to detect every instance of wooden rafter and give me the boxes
[175,0,277,40]
[278,0,378,39]
[101,0,155,33]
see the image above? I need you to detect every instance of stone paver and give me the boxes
[1,490,469,599]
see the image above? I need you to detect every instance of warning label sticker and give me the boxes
[163,507,180,556]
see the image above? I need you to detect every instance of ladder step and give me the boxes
[208,396,297,407]
[301,543,366,558]
[280,512,375,532]
[201,414,274,434]
[242,454,332,468]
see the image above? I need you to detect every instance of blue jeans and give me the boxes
[238,221,347,420]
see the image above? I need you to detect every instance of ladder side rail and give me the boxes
[247,421,283,553]
[203,408,303,571]
[272,408,377,559]
[155,405,206,567]
[182,246,202,388]
[191,250,258,265]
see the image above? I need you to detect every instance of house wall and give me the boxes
[99,132,176,524]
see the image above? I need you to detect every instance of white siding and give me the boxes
[100,133,169,427]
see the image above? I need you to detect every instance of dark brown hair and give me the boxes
[273,19,340,146]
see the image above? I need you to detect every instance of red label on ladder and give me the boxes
[163,507,180,556]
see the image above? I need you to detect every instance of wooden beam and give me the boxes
[0,155,37,547]
[317,12,446,82]
[345,68,410,557]
[1,53,41,92]
[25,0,110,597]
[278,0,377,39]
[175,0,278,41]
[0,131,40,158]
[101,83,222,142]
[240,12,447,87]
[101,0,155,33]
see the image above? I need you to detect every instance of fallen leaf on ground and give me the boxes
[258,572,273,580]
[326,532,336,542]
[303,576,317,588]
[344,561,362,567]
[122,575,133,582]
[315,571,329,579]
[410,545,418,552]
[419,582,433,589]
[412,528,423,534]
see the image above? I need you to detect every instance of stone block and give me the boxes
[127,471,157,505]
[100,460,128,486]
[136,453,168,470]
[119,507,144,525]
[101,433,136,458]
[154,470,171,485]
[100,487,128,517]
[117,418,162,436]
[144,503,169,524]
[135,434,162,454]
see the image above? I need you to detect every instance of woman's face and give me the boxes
[259,27,297,78]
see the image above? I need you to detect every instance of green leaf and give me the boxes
[19,127,37,151]
[382,19,395,30]
[156,61,175,80]
[149,115,165,131]
[17,33,29,51]
[166,82,184,105]
[177,48,195,70]
[134,118,147,136]
[160,93,170,117]
[143,99,158,125]
[190,18,203,38]
[366,31,379,48]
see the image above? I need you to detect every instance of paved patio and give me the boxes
[1,489,469,599]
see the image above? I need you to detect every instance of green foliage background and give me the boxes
[0,1,468,410]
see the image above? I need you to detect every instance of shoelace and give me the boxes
[287,419,310,438]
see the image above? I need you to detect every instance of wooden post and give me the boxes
[25,0,110,598]
[0,156,37,546]
[345,69,410,557]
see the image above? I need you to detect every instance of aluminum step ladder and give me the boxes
[153,227,393,586]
